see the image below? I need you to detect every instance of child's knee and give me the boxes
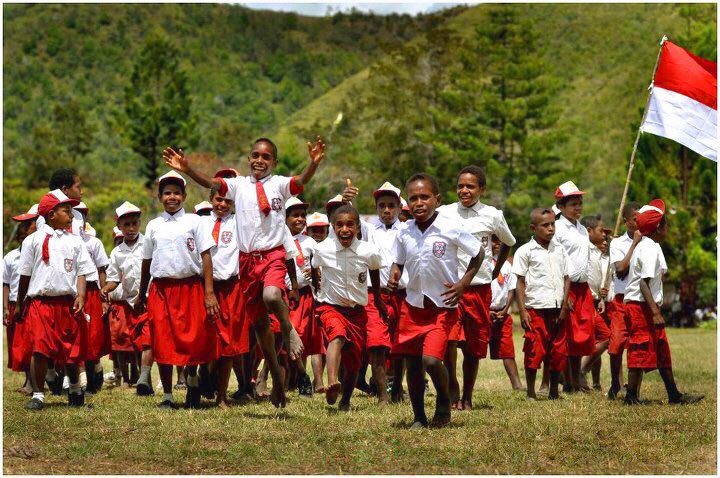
[262,287,283,307]
[423,355,443,369]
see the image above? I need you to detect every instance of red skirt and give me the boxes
[109,301,136,353]
[489,313,515,360]
[365,290,398,350]
[391,299,458,361]
[147,277,219,366]
[6,302,16,369]
[132,312,152,351]
[11,303,31,372]
[566,282,596,356]
[215,277,248,357]
[239,246,287,324]
[607,294,629,354]
[316,303,367,373]
[459,284,492,358]
[290,287,323,357]
[24,295,88,368]
[625,301,672,370]
[86,286,111,361]
[523,308,567,372]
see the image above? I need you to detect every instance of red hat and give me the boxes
[554,181,586,199]
[73,202,88,214]
[400,197,410,212]
[112,226,124,239]
[214,168,239,179]
[636,199,666,236]
[38,189,80,218]
[12,204,39,222]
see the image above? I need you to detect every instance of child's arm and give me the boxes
[285,259,299,309]
[442,248,485,307]
[136,259,152,313]
[387,263,403,292]
[3,284,10,326]
[294,136,326,187]
[499,289,515,320]
[14,275,30,323]
[369,268,389,322]
[492,243,511,279]
[200,250,220,319]
[74,275,87,315]
[614,230,643,279]
[639,278,664,325]
[98,266,107,289]
[163,147,222,190]
[558,276,571,326]
[100,281,119,302]
[514,276,532,331]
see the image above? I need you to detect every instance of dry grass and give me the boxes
[3,328,716,474]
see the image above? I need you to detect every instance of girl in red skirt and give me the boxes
[136,171,220,410]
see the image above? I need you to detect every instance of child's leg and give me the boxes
[136,348,154,396]
[502,358,524,390]
[591,357,602,388]
[339,367,358,411]
[311,354,326,393]
[658,367,681,401]
[525,368,537,399]
[444,340,460,408]
[216,357,233,408]
[624,368,643,404]
[263,286,303,360]
[325,337,345,405]
[608,353,623,397]
[175,366,185,387]
[405,356,427,427]
[460,354,479,409]
[548,371,560,399]
[424,355,451,425]
[390,357,405,402]
[369,347,390,404]
[255,314,287,408]
[355,359,371,393]
[580,340,608,386]
[30,353,48,393]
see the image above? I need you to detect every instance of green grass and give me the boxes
[3,327,716,474]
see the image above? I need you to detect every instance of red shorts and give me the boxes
[25,295,88,368]
[109,301,136,353]
[239,246,287,324]
[316,303,367,373]
[523,308,567,372]
[215,277,248,357]
[458,284,492,359]
[566,282,596,356]
[6,302,16,369]
[132,312,152,351]
[290,287,323,357]
[391,299,458,361]
[147,277,219,366]
[365,290,401,350]
[448,317,465,342]
[11,303,31,372]
[489,313,515,360]
[606,294,629,354]
[625,301,672,370]
[594,310,610,343]
[86,286,111,361]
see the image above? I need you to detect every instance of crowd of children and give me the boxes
[3,135,704,425]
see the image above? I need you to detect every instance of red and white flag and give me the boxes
[641,40,717,161]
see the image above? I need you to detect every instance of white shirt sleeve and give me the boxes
[394,234,407,266]
[507,266,517,290]
[106,250,120,283]
[639,245,660,280]
[76,239,96,277]
[365,244,384,271]
[494,210,516,247]
[92,239,110,269]
[454,228,482,258]
[17,235,36,276]
[142,223,155,260]
[219,177,241,201]
[193,216,216,255]
[609,239,625,264]
[3,254,12,285]
[511,246,529,277]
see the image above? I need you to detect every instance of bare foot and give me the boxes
[451,400,462,410]
[326,382,341,405]
[255,377,268,398]
[338,402,350,411]
[315,385,327,394]
[285,328,304,361]
[216,397,230,409]
[461,399,473,411]
[430,413,451,428]
[270,368,287,408]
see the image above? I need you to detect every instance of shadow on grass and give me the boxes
[241,411,294,421]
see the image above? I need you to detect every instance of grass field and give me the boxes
[3,327,716,475]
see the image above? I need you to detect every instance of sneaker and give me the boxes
[298,373,313,397]
[46,373,64,396]
[68,392,85,407]
[669,393,705,405]
[129,366,139,385]
[185,386,202,409]
[136,382,154,396]
[158,400,178,410]
[25,398,44,410]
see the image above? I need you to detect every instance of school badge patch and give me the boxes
[481,236,489,248]
[64,259,74,272]
[187,238,196,252]
[221,231,232,244]
[358,271,367,284]
[271,198,282,211]
[432,241,447,258]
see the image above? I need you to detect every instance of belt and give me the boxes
[86,282,100,290]
[240,245,284,262]
[214,276,239,286]
[317,301,363,313]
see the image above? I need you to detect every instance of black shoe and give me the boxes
[607,386,621,400]
[298,373,313,397]
[93,368,104,393]
[185,385,202,409]
[669,393,705,405]
[199,373,215,400]
[129,366,139,385]
[46,373,64,396]
[136,382,154,396]
[68,391,85,407]
[25,398,44,410]
[593,383,602,392]
[158,399,178,410]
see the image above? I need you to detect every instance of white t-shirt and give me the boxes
[587,243,610,300]
[512,237,569,309]
[219,174,302,253]
[201,212,239,281]
[311,236,383,307]
[609,233,634,296]
[18,225,95,297]
[142,209,215,279]
[395,214,482,309]
[553,215,590,283]
[83,235,110,286]
[438,201,516,285]
[490,258,517,311]
[286,233,316,291]
[623,237,667,305]
[106,235,145,306]
[369,219,408,289]
[3,248,22,301]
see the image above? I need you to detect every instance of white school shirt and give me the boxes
[106,235,145,306]
[623,237,667,305]
[587,243,610,300]
[512,237,569,309]
[311,236,384,307]
[438,201,516,285]
[490,258,517,311]
[83,235,110,286]
[3,248,22,301]
[553,215,590,283]
[219,174,302,253]
[142,209,215,279]
[282,226,300,261]
[285,233,316,290]
[370,219,408,289]
[395,214,482,309]
[17,225,95,298]
[201,212,239,281]
[609,233,634,295]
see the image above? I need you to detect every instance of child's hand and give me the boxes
[3,308,9,326]
[520,310,532,331]
[205,292,220,320]
[102,301,110,315]
[652,310,665,326]
[632,229,643,244]
[558,305,569,325]
[600,287,608,299]
[13,308,23,324]
[100,286,110,302]
[307,135,326,165]
[303,268,312,281]
[597,300,605,315]
[73,296,85,315]
[387,271,399,292]
[342,178,359,203]
[162,146,189,172]
[134,296,146,314]
[287,288,300,310]
[441,282,466,307]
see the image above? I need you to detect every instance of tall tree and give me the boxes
[123,32,197,188]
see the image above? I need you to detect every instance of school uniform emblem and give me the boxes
[271,198,282,211]
[481,236,489,248]
[64,259,74,272]
[432,241,447,258]
[358,271,367,284]
[221,231,232,244]
[187,238,196,252]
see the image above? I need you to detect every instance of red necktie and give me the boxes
[212,218,222,244]
[256,180,271,216]
[294,239,305,267]
[42,233,52,264]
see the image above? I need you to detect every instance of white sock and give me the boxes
[32,392,45,402]
[63,375,70,390]
[163,393,174,402]
[70,382,81,395]
[79,371,87,389]
[45,368,58,381]
[186,374,199,388]
[95,363,103,373]
[138,365,151,385]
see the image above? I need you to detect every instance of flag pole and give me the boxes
[602,35,667,293]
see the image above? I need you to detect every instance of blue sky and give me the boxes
[243,3,466,16]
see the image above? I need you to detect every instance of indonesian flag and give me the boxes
[641,40,717,161]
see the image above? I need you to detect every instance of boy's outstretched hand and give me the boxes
[342,178,359,203]
[307,135,326,165]
[163,147,189,172]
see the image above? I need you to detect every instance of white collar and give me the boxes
[162,208,186,221]
[334,235,360,253]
